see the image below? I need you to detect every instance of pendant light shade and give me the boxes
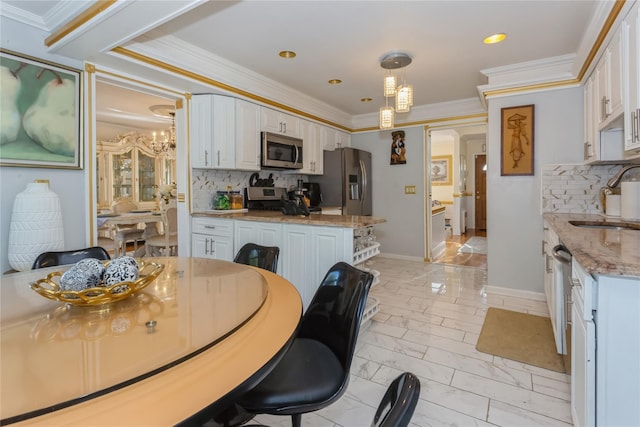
[384,73,397,97]
[396,85,411,113]
[379,106,395,129]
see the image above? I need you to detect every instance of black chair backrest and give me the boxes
[233,243,280,273]
[32,246,111,269]
[371,372,421,427]
[298,261,373,370]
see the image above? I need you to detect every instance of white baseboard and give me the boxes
[486,285,546,301]
[377,252,424,262]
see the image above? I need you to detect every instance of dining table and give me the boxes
[0,257,302,426]
[97,211,164,256]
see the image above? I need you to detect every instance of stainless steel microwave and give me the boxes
[261,131,303,169]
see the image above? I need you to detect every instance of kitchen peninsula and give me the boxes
[191,211,385,311]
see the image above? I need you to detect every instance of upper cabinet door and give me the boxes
[625,2,640,152]
[235,99,261,171]
[261,107,301,137]
[596,26,624,130]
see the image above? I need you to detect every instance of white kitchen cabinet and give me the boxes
[235,99,261,170]
[596,25,624,131]
[261,107,301,137]
[321,126,351,151]
[624,2,640,153]
[280,224,352,310]
[191,217,234,261]
[298,120,323,175]
[570,257,640,427]
[191,95,260,170]
[571,260,596,427]
[583,75,599,162]
[234,221,282,271]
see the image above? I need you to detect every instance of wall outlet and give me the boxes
[405,185,416,194]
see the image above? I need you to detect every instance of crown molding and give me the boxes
[122,34,353,129]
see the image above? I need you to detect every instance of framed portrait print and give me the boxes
[431,155,452,186]
[0,49,83,169]
[501,104,534,176]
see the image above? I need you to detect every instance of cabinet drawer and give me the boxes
[192,217,234,237]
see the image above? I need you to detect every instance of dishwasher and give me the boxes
[552,243,572,373]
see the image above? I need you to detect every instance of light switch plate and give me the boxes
[405,185,416,194]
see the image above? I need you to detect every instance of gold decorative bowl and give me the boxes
[30,259,165,306]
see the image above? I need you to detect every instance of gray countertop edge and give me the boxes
[192,211,386,229]
[543,213,640,278]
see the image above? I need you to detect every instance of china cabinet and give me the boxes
[97,132,171,210]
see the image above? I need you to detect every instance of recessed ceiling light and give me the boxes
[484,33,506,44]
[328,79,342,85]
[361,98,373,102]
[279,50,296,58]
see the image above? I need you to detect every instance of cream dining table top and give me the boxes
[0,257,302,426]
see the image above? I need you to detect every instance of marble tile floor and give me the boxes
[253,256,572,427]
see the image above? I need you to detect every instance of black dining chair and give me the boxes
[233,243,280,274]
[372,372,421,427]
[32,246,111,269]
[235,261,373,427]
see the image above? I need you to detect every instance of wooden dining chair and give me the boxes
[145,205,178,256]
[111,197,145,256]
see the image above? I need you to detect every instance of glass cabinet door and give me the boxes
[138,151,156,202]
[113,151,133,199]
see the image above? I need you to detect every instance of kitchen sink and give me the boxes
[569,220,640,230]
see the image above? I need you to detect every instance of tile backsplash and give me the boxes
[541,163,639,214]
[191,169,305,211]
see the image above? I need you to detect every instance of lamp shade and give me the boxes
[383,74,397,97]
[379,106,395,129]
[396,85,411,113]
[8,181,64,271]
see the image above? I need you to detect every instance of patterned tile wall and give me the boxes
[191,169,305,211]
[541,163,638,214]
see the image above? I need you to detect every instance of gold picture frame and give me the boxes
[0,49,83,169]
[501,104,534,176]
[431,155,452,186]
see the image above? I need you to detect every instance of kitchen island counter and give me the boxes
[543,212,640,277]
[193,210,386,228]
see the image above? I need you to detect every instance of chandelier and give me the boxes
[379,52,414,130]
[151,110,176,157]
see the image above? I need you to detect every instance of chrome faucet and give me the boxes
[606,164,640,189]
[599,164,640,214]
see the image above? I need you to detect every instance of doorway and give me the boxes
[426,123,487,268]
[93,77,184,257]
[475,154,487,230]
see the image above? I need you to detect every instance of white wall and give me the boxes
[1,17,88,273]
[486,87,584,294]
[351,127,425,260]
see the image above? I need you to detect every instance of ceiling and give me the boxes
[3,0,602,133]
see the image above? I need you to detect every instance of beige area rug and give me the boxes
[458,236,487,254]
[476,307,566,373]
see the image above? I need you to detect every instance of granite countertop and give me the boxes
[543,213,640,278]
[192,210,386,228]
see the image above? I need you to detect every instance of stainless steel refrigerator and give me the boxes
[309,147,372,215]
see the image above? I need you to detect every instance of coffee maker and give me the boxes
[303,182,322,208]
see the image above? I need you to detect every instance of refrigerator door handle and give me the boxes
[360,159,367,205]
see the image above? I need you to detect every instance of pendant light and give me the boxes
[379,52,413,129]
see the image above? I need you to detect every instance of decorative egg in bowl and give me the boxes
[30,257,164,306]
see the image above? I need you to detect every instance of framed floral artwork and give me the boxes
[0,49,83,169]
[431,155,452,186]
